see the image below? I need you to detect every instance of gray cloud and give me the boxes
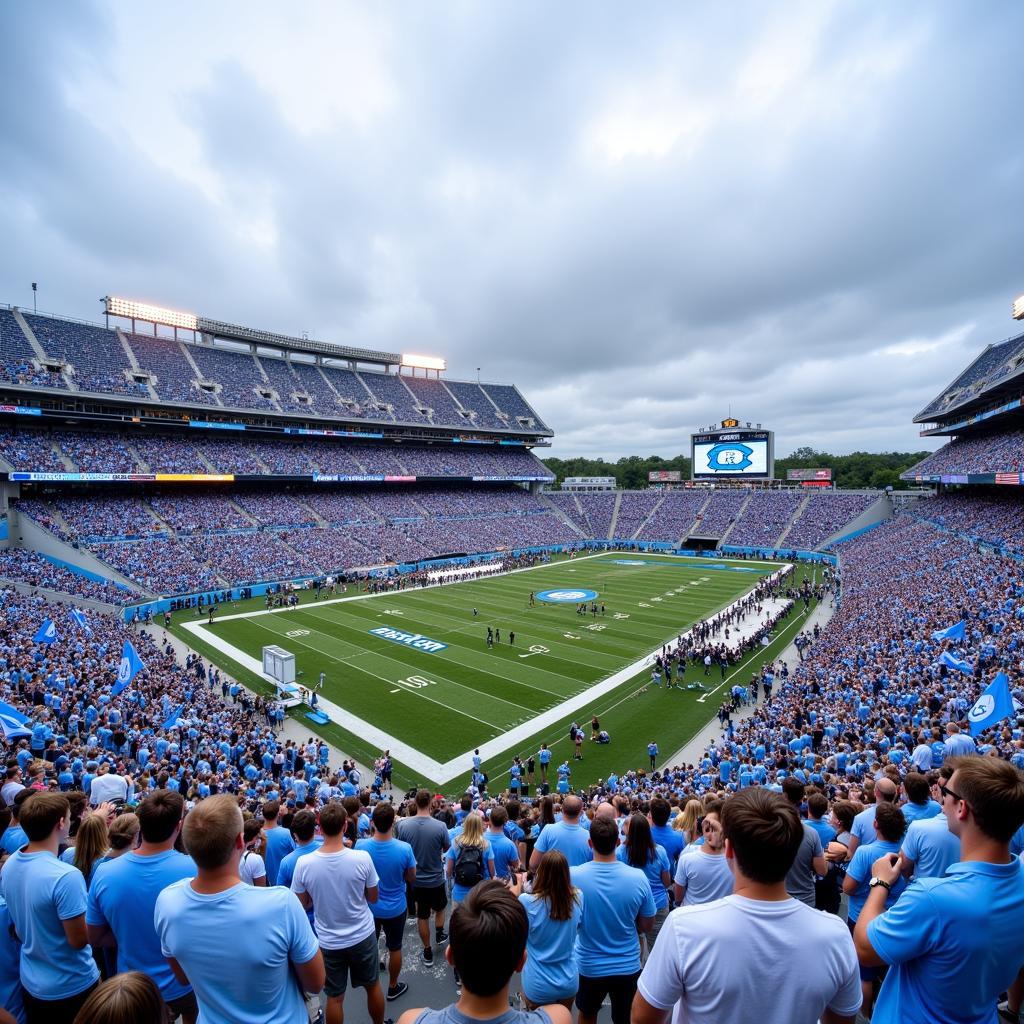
[1,0,1022,460]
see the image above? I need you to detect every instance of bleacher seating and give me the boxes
[917,331,1024,419]
[126,332,219,406]
[902,431,1024,478]
[727,490,806,547]
[614,492,662,539]
[692,489,746,535]
[483,382,550,429]
[0,308,67,389]
[187,344,278,412]
[0,548,140,603]
[444,380,507,429]
[358,370,425,423]
[577,493,616,539]
[635,490,705,542]
[783,491,878,550]
[0,427,67,473]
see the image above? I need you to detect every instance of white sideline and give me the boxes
[181,555,791,784]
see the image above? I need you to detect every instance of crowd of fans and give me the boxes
[904,430,1024,478]
[0,550,139,604]
[1,310,550,429]
[0,496,1023,1023]
[907,490,1024,556]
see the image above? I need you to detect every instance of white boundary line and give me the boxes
[181,554,791,783]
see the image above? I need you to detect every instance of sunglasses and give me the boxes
[939,783,964,803]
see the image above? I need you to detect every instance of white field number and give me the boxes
[518,644,549,660]
[390,675,437,694]
[585,623,606,631]
[285,629,310,638]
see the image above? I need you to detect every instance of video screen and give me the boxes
[692,433,770,477]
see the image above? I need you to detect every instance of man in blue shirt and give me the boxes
[529,795,592,870]
[571,816,655,1024]
[900,772,941,824]
[276,809,323,927]
[0,792,29,856]
[87,790,198,1023]
[357,801,417,1002]
[0,793,99,1024]
[155,795,324,1024]
[856,757,1024,1024]
[648,797,684,877]
[260,799,295,885]
[484,806,520,880]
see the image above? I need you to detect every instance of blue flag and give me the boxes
[69,607,92,634]
[162,703,186,730]
[33,619,57,645]
[111,640,145,696]
[931,620,966,642]
[939,651,973,674]
[0,700,32,741]
[968,672,1016,736]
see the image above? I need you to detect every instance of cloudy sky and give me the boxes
[2,2,1022,460]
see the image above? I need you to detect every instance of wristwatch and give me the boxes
[869,877,892,892]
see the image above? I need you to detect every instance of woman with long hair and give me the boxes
[617,814,672,950]
[71,814,109,888]
[513,850,582,1010]
[529,796,556,842]
[239,817,267,886]
[677,799,704,845]
[445,813,495,990]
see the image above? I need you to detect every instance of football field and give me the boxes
[179,551,809,790]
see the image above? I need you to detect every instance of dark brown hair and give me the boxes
[19,793,69,842]
[449,880,528,996]
[720,788,803,885]
[951,758,1024,842]
[531,850,579,922]
[873,802,907,843]
[137,790,184,844]
[319,801,348,837]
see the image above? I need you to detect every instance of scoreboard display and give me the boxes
[691,419,774,480]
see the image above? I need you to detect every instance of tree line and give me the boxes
[541,447,931,491]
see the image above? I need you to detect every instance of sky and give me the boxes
[1,2,1022,461]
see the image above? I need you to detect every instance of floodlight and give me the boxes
[1013,294,1024,321]
[401,353,447,371]
[104,296,198,330]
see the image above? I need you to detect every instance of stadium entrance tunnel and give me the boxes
[535,588,599,603]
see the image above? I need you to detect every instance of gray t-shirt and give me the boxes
[396,815,450,887]
[784,822,824,906]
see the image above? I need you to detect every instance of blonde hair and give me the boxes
[74,971,166,1024]
[182,794,243,869]
[73,814,109,881]
[455,812,488,850]
[678,799,703,840]
[107,813,140,853]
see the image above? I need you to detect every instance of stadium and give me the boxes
[2,5,1024,1023]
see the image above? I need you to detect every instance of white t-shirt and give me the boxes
[240,851,267,885]
[291,847,378,950]
[89,774,129,806]
[638,894,861,1024]
[674,848,733,905]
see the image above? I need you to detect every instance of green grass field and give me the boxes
[172,551,821,794]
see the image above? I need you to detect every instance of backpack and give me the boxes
[453,843,484,887]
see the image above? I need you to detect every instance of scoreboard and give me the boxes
[691,419,774,480]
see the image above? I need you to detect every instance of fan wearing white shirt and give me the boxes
[634,789,861,1024]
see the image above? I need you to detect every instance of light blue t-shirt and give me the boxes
[86,849,197,1001]
[277,841,323,894]
[649,824,685,873]
[519,890,583,1003]
[155,880,319,1024]
[571,859,655,977]
[0,850,100,999]
[901,800,941,825]
[533,821,593,868]
[674,848,734,906]
[868,860,1024,1024]
[485,830,520,880]
[445,842,495,902]
[617,843,671,909]
[900,817,960,880]
[0,897,25,1024]
[845,839,904,923]
[355,837,417,918]
[262,825,295,886]
[0,826,27,857]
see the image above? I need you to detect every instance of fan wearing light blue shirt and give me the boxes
[529,796,592,870]
[155,795,324,1024]
[484,806,521,880]
[856,758,1024,1024]
[616,814,671,947]
[571,816,655,1024]
[86,789,198,1021]
[260,799,295,885]
[0,792,100,1023]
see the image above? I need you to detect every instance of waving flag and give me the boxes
[111,640,145,696]
[0,700,32,741]
[968,672,1016,736]
[69,607,92,634]
[162,703,186,730]
[931,620,966,642]
[939,651,973,674]
[33,619,57,644]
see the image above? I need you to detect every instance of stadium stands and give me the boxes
[0,548,139,603]
[125,331,220,407]
[902,430,1024,478]
[691,489,746,535]
[614,491,662,539]
[0,307,67,389]
[727,490,806,547]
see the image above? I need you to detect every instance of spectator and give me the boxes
[673,803,732,906]
[781,778,827,907]
[632,788,861,1024]
[0,793,99,1024]
[86,791,198,1024]
[616,814,672,948]
[396,881,570,1024]
[356,801,417,1002]
[570,816,655,1024]
[292,801,384,1024]
[513,850,582,1010]
[395,790,450,966]
[260,800,295,886]
[483,806,520,881]
[855,757,1024,1024]
[72,972,166,1024]
[154,795,324,1024]
[529,795,592,870]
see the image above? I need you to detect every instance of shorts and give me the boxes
[165,990,199,1023]
[576,971,641,1024]
[413,884,448,919]
[375,912,406,951]
[22,981,99,1024]
[323,933,379,997]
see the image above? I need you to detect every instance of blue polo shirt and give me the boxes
[86,850,198,1001]
[868,860,1024,1024]
[845,839,905,923]
[571,860,655,976]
